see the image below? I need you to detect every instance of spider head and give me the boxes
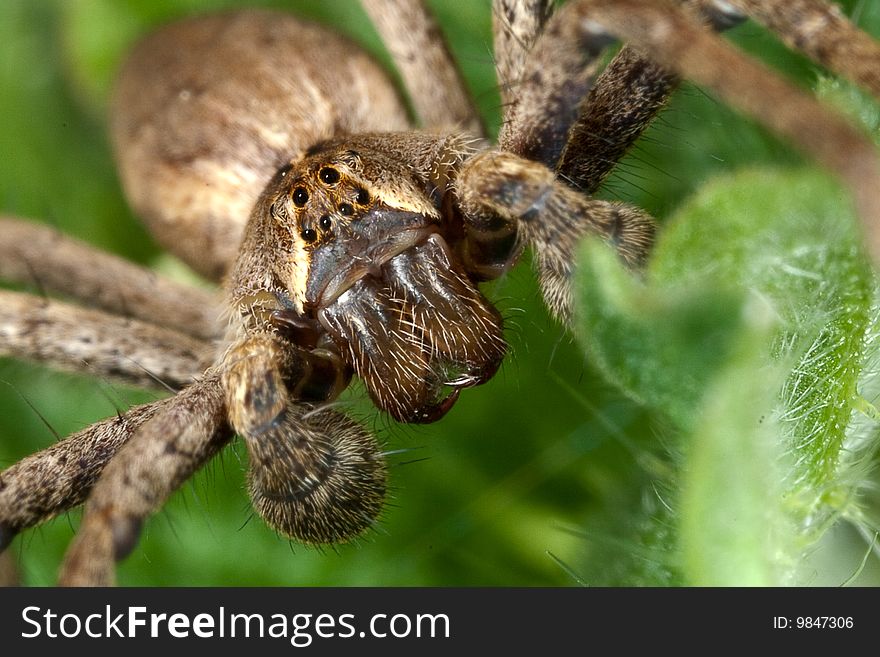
[231,140,506,424]
[270,145,442,314]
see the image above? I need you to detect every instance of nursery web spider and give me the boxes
[1,0,879,585]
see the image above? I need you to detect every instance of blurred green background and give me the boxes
[1,0,878,586]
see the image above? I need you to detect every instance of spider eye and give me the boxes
[355,188,370,205]
[319,167,340,184]
[338,203,354,217]
[320,215,332,230]
[301,228,318,243]
[293,187,309,207]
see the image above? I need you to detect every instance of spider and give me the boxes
[1,0,879,586]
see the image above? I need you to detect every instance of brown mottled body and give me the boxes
[360,0,482,133]
[0,401,166,543]
[0,217,221,340]
[0,290,211,389]
[492,0,553,107]
[227,131,510,422]
[730,0,880,99]
[2,0,880,586]
[58,373,231,586]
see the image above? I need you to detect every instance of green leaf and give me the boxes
[574,167,877,584]
[574,239,747,430]
[654,169,873,490]
[680,305,792,586]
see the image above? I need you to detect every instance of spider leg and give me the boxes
[728,0,880,100]
[458,1,667,319]
[470,1,739,303]
[555,0,745,194]
[57,372,231,586]
[0,290,212,390]
[0,216,222,340]
[360,0,482,134]
[556,46,679,195]
[572,0,880,264]
[221,334,386,544]
[498,0,612,166]
[0,399,167,551]
[457,150,654,324]
[491,0,553,109]
[503,1,741,193]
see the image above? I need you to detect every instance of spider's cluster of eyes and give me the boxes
[290,166,372,244]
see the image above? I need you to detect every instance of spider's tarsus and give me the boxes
[242,403,387,545]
